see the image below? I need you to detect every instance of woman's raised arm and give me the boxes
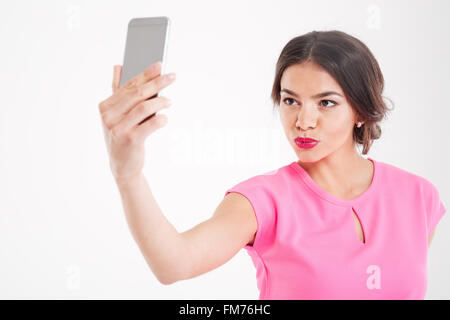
[99,62,257,285]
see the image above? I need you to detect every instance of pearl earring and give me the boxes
[357,122,362,128]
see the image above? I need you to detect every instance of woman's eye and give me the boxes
[282,97,337,108]
[320,99,337,108]
[282,97,297,106]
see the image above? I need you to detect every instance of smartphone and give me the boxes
[120,16,171,124]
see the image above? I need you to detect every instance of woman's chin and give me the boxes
[296,152,320,163]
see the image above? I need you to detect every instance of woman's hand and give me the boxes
[98,61,176,182]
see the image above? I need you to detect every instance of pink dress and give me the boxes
[224,158,446,299]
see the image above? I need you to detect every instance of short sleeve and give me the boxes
[424,180,447,239]
[224,181,275,250]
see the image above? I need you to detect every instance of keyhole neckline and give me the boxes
[290,157,378,207]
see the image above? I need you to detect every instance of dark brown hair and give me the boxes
[270,30,394,155]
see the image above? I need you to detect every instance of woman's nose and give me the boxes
[296,105,318,130]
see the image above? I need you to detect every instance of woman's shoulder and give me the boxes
[227,162,293,189]
[224,163,297,204]
[375,159,439,192]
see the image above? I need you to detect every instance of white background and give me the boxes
[0,0,449,299]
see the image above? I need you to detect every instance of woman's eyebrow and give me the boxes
[280,88,343,99]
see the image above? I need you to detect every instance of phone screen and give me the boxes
[120,16,170,88]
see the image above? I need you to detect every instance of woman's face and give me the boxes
[279,61,359,163]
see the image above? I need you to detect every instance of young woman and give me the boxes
[98,30,446,299]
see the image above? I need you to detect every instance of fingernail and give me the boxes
[167,73,176,80]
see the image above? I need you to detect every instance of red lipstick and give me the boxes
[295,137,319,149]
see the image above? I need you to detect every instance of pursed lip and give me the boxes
[295,137,319,143]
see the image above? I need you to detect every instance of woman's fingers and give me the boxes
[132,113,168,144]
[120,72,176,113]
[112,96,172,138]
[112,65,122,93]
[122,61,162,89]
[102,72,176,129]
[101,65,123,112]
[102,61,162,113]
